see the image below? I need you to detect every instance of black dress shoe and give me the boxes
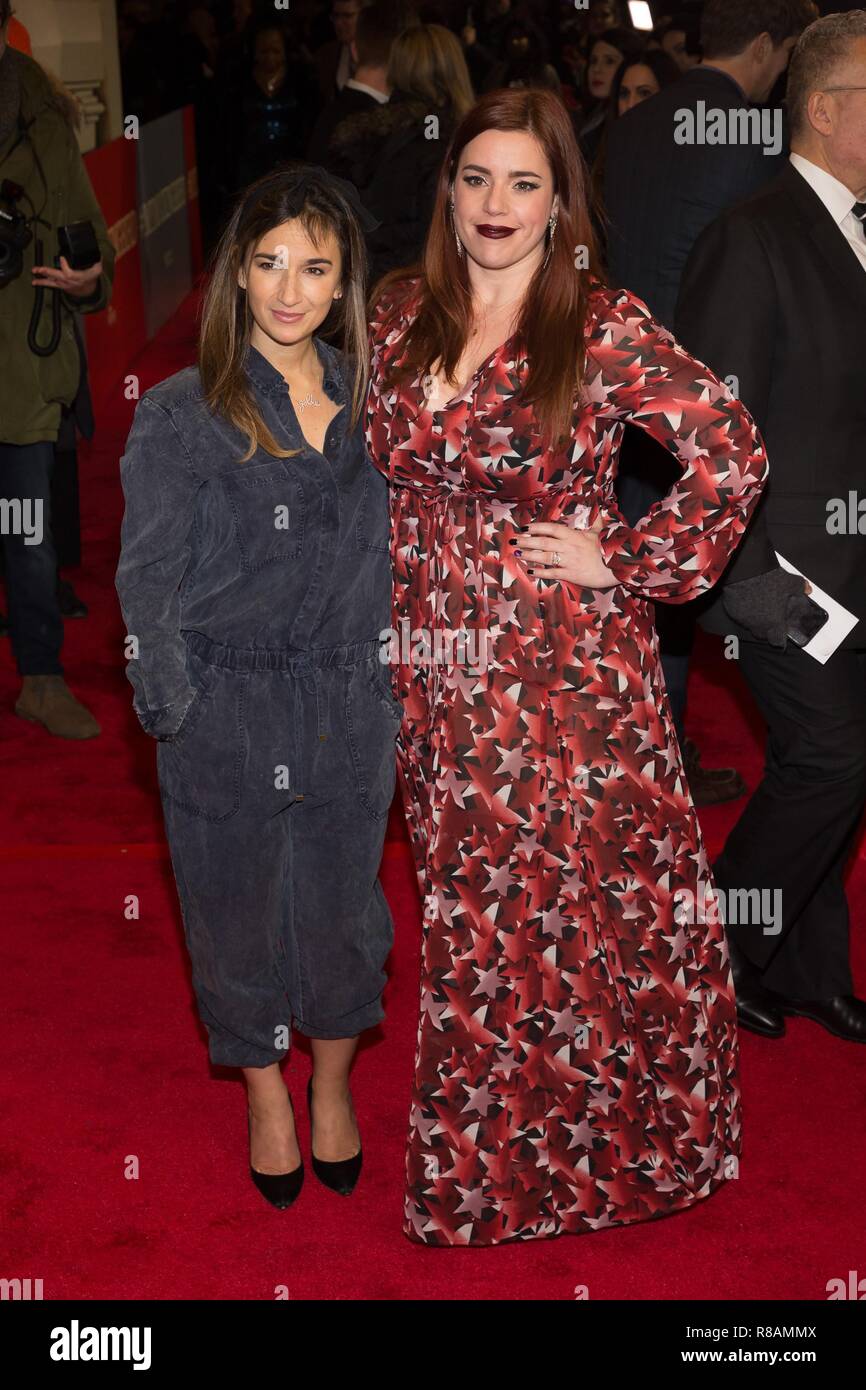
[726,937,786,1038]
[771,993,866,1042]
[735,995,786,1038]
[248,1112,304,1209]
[306,1075,362,1196]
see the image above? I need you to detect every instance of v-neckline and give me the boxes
[418,330,518,416]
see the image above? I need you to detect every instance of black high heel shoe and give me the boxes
[247,1109,304,1210]
[306,1075,362,1196]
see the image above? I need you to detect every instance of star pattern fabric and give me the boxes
[365,274,769,1247]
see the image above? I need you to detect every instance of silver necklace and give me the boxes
[286,369,322,412]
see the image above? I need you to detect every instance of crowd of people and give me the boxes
[115,1,707,259]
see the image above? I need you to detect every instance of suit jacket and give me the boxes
[360,103,457,284]
[313,39,349,104]
[675,161,866,648]
[604,66,787,330]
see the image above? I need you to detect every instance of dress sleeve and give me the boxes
[368,274,421,352]
[586,287,769,603]
[114,395,201,738]
[367,288,394,355]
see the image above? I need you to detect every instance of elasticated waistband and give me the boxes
[183,631,384,671]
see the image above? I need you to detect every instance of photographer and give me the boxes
[0,2,114,738]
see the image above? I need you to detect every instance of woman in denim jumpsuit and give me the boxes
[115,168,401,1207]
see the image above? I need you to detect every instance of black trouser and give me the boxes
[51,408,82,569]
[0,440,63,675]
[712,639,866,1000]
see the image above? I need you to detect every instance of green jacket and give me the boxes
[0,50,116,444]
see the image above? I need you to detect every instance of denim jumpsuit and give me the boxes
[114,337,402,1068]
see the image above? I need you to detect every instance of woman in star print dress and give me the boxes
[365,88,769,1247]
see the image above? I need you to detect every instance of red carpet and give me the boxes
[1,289,864,1300]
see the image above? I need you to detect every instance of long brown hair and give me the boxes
[199,165,371,463]
[368,87,604,451]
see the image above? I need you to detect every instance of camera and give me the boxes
[57,219,101,271]
[0,178,33,288]
[0,178,100,289]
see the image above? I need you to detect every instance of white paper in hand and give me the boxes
[774,552,859,663]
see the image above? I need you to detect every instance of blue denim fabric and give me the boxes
[114,338,402,1067]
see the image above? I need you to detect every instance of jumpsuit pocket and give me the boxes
[220,460,307,571]
[157,660,246,822]
[345,659,402,820]
[354,468,391,553]
[371,655,405,722]
[168,680,209,744]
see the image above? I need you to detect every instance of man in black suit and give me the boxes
[675,9,866,1044]
[313,0,364,103]
[606,0,814,327]
[603,0,816,806]
[307,2,396,171]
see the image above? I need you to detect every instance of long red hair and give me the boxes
[368,87,605,451]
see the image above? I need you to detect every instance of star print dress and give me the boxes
[365,272,769,1247]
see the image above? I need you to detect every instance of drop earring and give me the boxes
[542,211,558,269]
[450,197,464,259]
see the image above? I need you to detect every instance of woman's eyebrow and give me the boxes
[253,253,334,265]
[462,164,544,179]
